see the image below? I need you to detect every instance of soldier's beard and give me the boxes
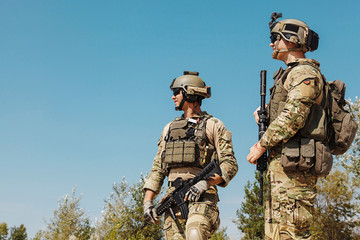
[272,50,279,59]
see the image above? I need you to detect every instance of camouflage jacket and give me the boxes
[143,111,238,195]
[260,58,324,148]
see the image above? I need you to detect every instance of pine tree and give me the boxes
[9,224,27,240]
[210,227,230,240]
[311,169,360,239]
[0,223,8,240]
[34,188,94,240]
[233,172,266,240]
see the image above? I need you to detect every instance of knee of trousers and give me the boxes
[186,202,220,239]
[186,214,217,240]
[187,227,203,240]
[186,220,206,240]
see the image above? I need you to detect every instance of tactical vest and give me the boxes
[269,60,333,176]
[163,114,215,169]
[269,60,328,141]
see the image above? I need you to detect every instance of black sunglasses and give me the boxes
[270,33,279,44]
[172,88,181,96]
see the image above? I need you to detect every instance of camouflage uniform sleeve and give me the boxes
[207,117,238,188]
[143,123,170,194]
[260,65,323,148]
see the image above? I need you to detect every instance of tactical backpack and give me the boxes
[326,80,358,155]
[284,61,358,155]
[272,62,358,177]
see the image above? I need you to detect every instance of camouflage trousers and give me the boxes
[265,157,318,240]
[163,201,220,240]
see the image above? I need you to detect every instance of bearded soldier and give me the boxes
[247,13,330,239]
[143,71,238,240]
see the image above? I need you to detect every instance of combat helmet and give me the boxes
[269,12,319,53]
[170,71,211,110]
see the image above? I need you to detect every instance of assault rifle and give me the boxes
[148,159,222,224]
[257,70,268,205]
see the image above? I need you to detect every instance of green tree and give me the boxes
[96,175,163,240]
[210,227,230,240]
[34,188,94,240]
[9,224,27,240]
[311,169,360,239]
[0,223,8,240]
[233,172,266,240]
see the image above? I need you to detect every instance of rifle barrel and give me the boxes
[257,70,268,206]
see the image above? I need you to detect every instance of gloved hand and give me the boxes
[185,180,210,202]
[143,200,158,224]
[247,141,266,164]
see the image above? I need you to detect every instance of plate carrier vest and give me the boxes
[163,114,215,169]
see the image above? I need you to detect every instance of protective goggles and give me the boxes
[270,32,295,44]
[270,33,279,44]
[172,88,182,96]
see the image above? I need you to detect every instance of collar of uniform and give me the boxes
[180,111,209,120]
[287,58,320,69]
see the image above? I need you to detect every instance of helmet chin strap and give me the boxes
[272,40,303,59]
[175,89,187,111]
[175,99,186,111]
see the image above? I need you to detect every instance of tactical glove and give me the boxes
[143,200,158,223]
[185,180,210,202]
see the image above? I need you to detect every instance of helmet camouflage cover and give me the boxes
[269,12,319,52]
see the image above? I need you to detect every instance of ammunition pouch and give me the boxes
[163,114,215,169]
[164,141,197,165]
[281,138,333,177]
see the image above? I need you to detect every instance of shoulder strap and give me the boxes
[164,117,181,142]
[195,114,213,143]
[277,66,294,85]
[273,67,284,81]
[198,114,212,132]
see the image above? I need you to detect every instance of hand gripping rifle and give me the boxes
[257,70,268,205]
[146,159,222,225]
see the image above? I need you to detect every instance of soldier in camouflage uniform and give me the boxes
[247,14,325,239]
[143,71,238,240]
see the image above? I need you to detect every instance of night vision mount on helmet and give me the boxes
[269,12,319,53]
[170,71,211,110]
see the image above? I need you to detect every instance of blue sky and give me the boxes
[0,0,359,238]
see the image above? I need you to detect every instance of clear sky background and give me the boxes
[1,0,359,239]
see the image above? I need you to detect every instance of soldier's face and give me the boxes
[270,37,292,60]
[171,88,183,108]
